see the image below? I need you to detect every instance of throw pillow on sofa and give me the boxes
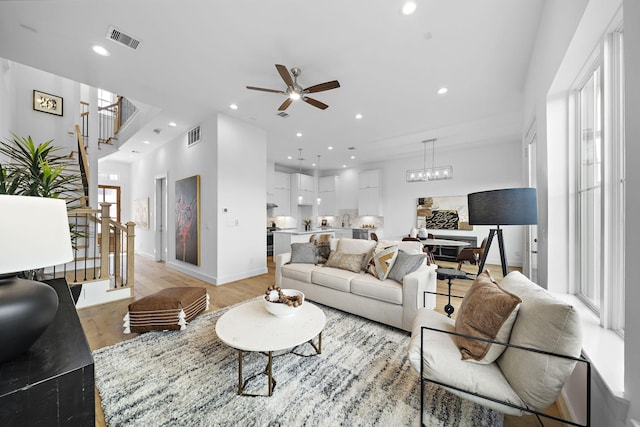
[387,250,426,283]
[290,242,318,264]
[454,271,521,364]
[315,233,332,264]
[366,245,399,280]
[325,250,365,273]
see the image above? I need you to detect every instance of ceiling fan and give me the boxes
[246,64,340,111]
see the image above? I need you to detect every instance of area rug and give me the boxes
[93,301,503,427]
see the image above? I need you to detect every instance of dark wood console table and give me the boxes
[0,278,94,425]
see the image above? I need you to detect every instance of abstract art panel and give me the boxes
[416,196,473,230]
[134,197,149,230]
[175,175,200,265]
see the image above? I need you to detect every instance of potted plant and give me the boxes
[303,218,312,231]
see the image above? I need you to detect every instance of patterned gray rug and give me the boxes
[94,301,503,426]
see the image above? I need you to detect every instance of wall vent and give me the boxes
[106,26,141,50]
[187,126,201,147]
[276,112,290,118]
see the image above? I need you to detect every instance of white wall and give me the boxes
[129,113,267,285]
[624,0,640,424]
[0,58,13,142]
[216,114,267,283]
[4,61,80,154]
[328,138,525,266]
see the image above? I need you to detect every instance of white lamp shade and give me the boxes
[0,195,73,274]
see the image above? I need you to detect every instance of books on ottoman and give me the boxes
[123,287,209,334]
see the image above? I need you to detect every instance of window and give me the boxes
[98,185,121,222]
[97,89,115,110]
[574,29,625,334]
[577,67,602,311]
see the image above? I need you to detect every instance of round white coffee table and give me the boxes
[215,298,326,396]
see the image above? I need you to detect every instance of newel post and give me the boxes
[99,203,111,280]
[126,221,136,295]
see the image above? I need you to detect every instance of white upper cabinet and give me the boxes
[291,173,314,205]
[318,176,337,216]
[358,170,382,216]
[274,171,290,190]
[272,171,291,216]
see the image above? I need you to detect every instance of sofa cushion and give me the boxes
[336,238,377,270]
[497,271,583,410]
[315,234,332,264]
[311,266,361,292]
[454,271,521,364]
[281,262,320,283]
[350,273,403,305]
[376,239,423,255]
[325,250,365,273]
[387,250,427,283]
[290,242,317,264]
[407,308,525,415]
[366,245,399,280]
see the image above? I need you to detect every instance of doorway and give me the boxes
[154,175,168,262]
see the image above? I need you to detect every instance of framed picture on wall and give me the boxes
[417,196,473,230]
[33,90,63,116]
[175,175,200,265]
[134,197,150,230]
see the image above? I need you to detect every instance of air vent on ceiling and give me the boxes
[276,112,290,118]
[106,25,141,50]
[187,125,201,147]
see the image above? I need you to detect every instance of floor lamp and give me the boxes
[467,188,537,277]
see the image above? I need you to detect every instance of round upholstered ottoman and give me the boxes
[123,287,209,334]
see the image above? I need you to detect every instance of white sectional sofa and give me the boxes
[275,237,438,332]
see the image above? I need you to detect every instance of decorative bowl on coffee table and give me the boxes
[263,289,304,317]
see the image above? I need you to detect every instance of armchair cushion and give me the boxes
[454,271,521,364]
[496,271,583,410]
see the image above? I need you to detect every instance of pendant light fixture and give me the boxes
[297,148,304,204]
[316,155,322,205]
[406,138,453,182]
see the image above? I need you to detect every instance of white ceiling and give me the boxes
[0,0,544,170]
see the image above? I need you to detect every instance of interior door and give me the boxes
[155,175,168,262]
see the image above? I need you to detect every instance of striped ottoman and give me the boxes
[123,287,209,334]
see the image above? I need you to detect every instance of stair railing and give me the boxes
[54,202,135,290]
[97,96,137,147]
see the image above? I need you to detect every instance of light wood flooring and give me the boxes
[78,255,564,427]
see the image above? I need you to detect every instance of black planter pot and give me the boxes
[0,275,59,363]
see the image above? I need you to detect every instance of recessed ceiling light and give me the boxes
[342,165,347,168]
[230,104,238,110]
[143,140,150,144]
[287,156,292,160]
[350,155,356,159]
[92,45,110,56]
[328,146,333,150]
[437,87,448,95]
[355,113,363,119]
[296,132,302,137]
[402,1,417,15]
[312,163,317,167]
[168,122,177,127]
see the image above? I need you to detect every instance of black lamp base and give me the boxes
[0,275,59,363]
[477,227,509,277]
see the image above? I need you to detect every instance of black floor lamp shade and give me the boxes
[467,188,537,276]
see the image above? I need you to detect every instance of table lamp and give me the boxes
[467,188,537,276]
[0,195,73,362]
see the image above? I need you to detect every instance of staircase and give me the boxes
[45,95,138,308]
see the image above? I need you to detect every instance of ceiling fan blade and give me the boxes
[278,98,293,111]
[275,64,294,87]
[246,86,286,94]
[304,80,340,93]
[303,97,329,110]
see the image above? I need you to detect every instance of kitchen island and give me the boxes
[273,229,337,257]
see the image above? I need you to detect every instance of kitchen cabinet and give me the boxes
[318,176,336,216]
[291,173,314,205]
[358,170,381,216]
[334,229,352,239]
[272,171,290,216]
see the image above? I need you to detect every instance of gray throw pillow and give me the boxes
[290,242,317,264]
[387,250,426,283]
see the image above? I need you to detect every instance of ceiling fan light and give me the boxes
[402,1,417,15]
[289,91,301,100]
